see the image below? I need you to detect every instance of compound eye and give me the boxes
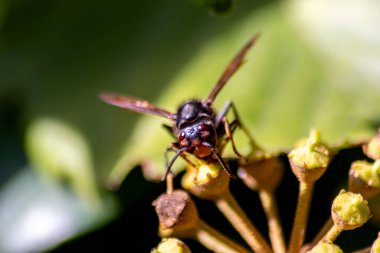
[198,124,209,131]
[179,131,186,142]
[198,124,212,133]
[178,131,189,147]
[198,124,212,138]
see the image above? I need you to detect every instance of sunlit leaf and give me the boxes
[287,0,380,121]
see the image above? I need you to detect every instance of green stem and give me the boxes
[194,219,251,253]
[322,224,343,243]
[259,189,286,253]
[288,181,315,253]
[159,219,251,253]
[215,190,273,253]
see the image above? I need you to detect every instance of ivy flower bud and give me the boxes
[196,161,223,184]
[332,190,370,230]
[371,232,380,253]
[363,130,380,160]
[349,160,380,199]
[288,130,331,183]
[151,238,191,253]
[307,242,343,253]
[181,161,230,200]
[237,152,283,192]
[153,190,199,232]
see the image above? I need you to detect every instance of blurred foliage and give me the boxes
[25,118,101,207]
[0,0,380,252]
[188,0,234,14]
[0,168,117,253]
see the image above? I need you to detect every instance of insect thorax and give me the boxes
[175,99,215,129]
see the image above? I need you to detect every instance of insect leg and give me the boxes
[162,147,189,181]
[202,142,236,179]
[164,146,175,168]
[216,100,257,150]
[215,100,233,126]
[222,117,249,161]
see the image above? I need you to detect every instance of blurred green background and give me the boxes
[1,0,380,252]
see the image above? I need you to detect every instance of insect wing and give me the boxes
[206,34,260,105]
[99,92,174,119]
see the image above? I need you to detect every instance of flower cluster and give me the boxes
[151,130,380,253]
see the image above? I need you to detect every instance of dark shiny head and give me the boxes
[175,99,216,157]
[178,122,216,158]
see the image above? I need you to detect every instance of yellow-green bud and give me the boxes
[289,130,330,169]
[308,242,343,253]
[364,130,380,160]
[371,232,380,253]
[181,161,229,200]
[349,160,380,199]
[332,190,370,230]
[238,155,283,192]
[151,238,191,253]
[288,130,330,183]
[196,162,221,184]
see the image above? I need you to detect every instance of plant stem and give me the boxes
[322,224,343,243]
[309,218,334,248]
[350,246,372,253]
[259,189,286,253]
[215,190,273,253]
[288,181,315,253]
[194,219,252,253]
[308,225,343,252]
[159,219,251,253]
[166,173,174,194]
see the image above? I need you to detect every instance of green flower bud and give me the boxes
[196,161,221,184]
[182,162,230,200]
[151,238,191,253]
[349,160,380,199]
[308,242,343,253]
[363,130,380,160]
[371,232,380,253]
[332,190,371,230]
[288,130,330,183]
[238,154,283,192]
